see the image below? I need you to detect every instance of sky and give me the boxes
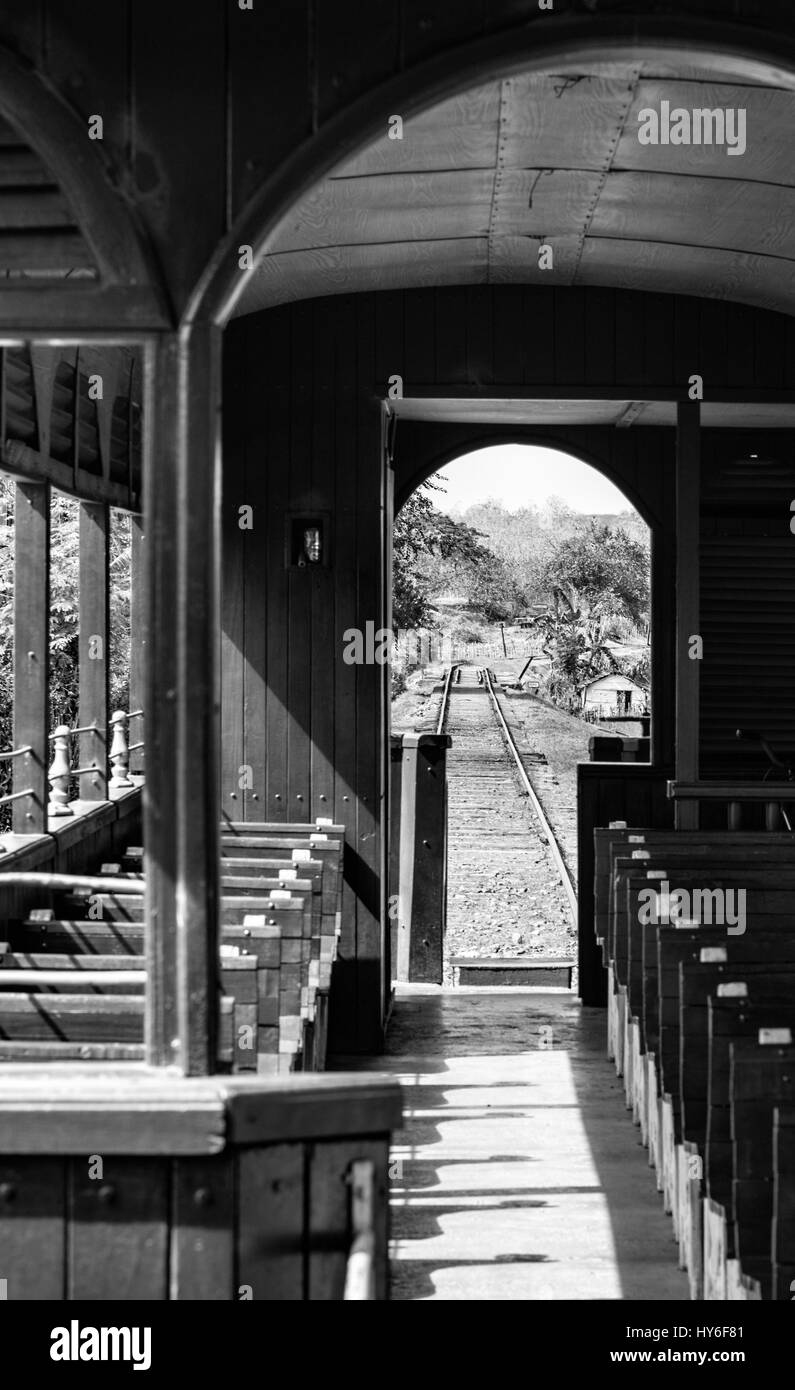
[430,444,633,517]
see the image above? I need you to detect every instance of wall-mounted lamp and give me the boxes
[301,526,322,565]
[286,513,331,568]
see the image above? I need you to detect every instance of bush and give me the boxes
[451,625,484,644]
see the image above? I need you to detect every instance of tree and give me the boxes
[541,521,649,626]
[534,584,620,706]
[392,482,495,628]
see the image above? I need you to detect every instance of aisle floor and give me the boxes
[338,985,689,1301]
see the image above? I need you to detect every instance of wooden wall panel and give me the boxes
[354,294,387,1047]
[310,300,338,817]
[242,323,267,821]
[172,1156,235,1300]
[68,1157,169,1299]
[0,2,44,65]
[237,1143,305,1300]
[314,0,400,127]
[0,1157,64,1299]
[221,284,794,1049]
[129,0,227,313]
[42,1,131,165]
[287,300,314,819]
[228,0,311,218]
[330,297,362,1041]
[221,323,247,822]
[263,311,290,822]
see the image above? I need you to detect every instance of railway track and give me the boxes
[438,662,577,986]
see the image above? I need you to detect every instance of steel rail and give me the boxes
[482,667,578,923]
[436,663,458,736]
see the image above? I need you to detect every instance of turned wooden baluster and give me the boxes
[48,726,73,817]
[109,710,133,788]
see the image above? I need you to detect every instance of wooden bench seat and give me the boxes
[595,820,795,1300]
[727,1037,795,1300]
[0,821,346,1075]
[773,1105,795,1303]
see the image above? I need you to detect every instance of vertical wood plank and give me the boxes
[130,0,226,316]
[240,321,267,824]
[13,482,49,833]
[401,0,485,63]
[523,285,554,384]
[675,399,701,830]
[434,287,468,384]
[144,328,221,1074]
[307,1140,352,1301]
[583,287,616,387]
[78,501,109,801]
[354,291,387,1049]
[466,286,492,387]
[0,1,43,64]
[171,1156,234,1300]
[287,300,313,822]
[315,0,399,125]
[228,0,311,218]
[221,323,247,824]
[310,299,337,820]
[404,288,437,386]
[129,513,145,774]
[68,1157,168,1299]
[329,296,359,1046]
[0,1157,65,1299]
[42,0,130,159]
[237,1143,305,1300]
[264,310,290,823]
[308,1139,389,1300]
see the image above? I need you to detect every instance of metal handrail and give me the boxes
[47,723,101,741]
[0,871,145,894]
[0,746,32,761]
[0,787,34,806]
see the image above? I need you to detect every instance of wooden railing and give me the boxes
[667,780,795,832]
[0,708,143,827]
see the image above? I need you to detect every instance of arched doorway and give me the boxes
[391,442,651,986]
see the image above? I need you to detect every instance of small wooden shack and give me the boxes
[582,673,648,718]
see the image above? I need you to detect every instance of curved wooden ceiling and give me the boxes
[237,58,795,318]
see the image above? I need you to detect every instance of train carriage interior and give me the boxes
[0,0,794,1316]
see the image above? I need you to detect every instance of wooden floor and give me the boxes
[337,986,689,1301]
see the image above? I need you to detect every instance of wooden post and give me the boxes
[13,482,49,832]
[396,734,450,983]
[129,514,145,774]
[109,710,132,787]
[48,726,73,818]
[78,501,109,801]
[143,328,221,1075]
[675,400,700,830]
[388,735,404,984]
